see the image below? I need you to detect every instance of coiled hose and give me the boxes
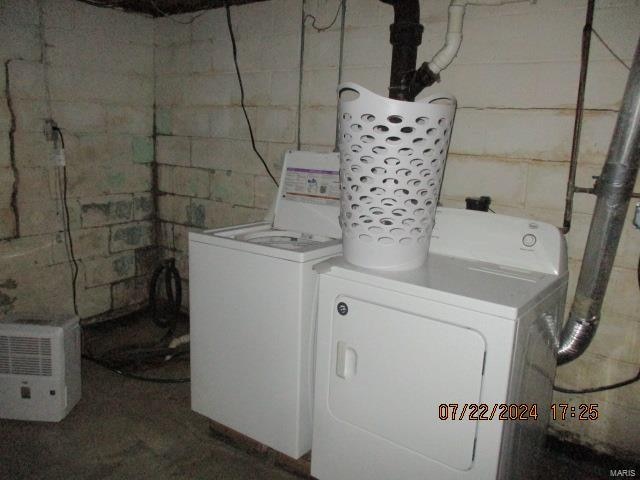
[83,258,189,384]
[149,258,182,335]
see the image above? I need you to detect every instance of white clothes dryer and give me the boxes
[311,208,568,480]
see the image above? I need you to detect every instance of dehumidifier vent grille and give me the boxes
[0,336,53,376]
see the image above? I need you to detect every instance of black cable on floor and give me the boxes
[224,0,278,186]
[82,354,190,384]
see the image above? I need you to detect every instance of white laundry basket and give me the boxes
[337,83,457,270]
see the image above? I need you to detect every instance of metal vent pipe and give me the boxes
[557,37,640,365]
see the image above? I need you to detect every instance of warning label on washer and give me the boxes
[283,167,340,206]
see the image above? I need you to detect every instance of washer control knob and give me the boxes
[522,233,537,248]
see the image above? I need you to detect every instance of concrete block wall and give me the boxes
[0,0,155,320]
[154,0,301,305]
[154,0,640,459]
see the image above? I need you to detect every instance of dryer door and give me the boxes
[328,296,486,471]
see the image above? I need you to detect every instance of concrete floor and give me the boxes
[0,315,637,479]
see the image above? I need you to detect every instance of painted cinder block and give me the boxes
[156,108,172,135]
[45,27,154,76]
[155,76,186,107]
[12,99,48,133]
[72,134,134,166]
[171,107,210,137]
[80,195,133,228]
[440,154,528,207]
[0,136,10,168]
[0,0,40,27]
[525,161,569,211]
[0,167,14,206]
[135,246,158,277]
[107,106,153,136]
[51,227,111,263]
[158,165,210,198]
[184,74,238,106]
[157,135,190,166]
[157,194,191,225]
[111,275,149,310]
[85,252,136,287]
[109,221,153,253]
[13,132,49,167]
[154,16,191,47]
[254,175,277,209]
[254,107,296,143]
[0,262,74,316]
[133,193,153,221]
[68,163,151,196]
[231,205,268,225]
[0,23,40,63]
[270,70,300,107]
[76,284,112,320]
[187,198,233,229]
[299,106,337,147]
[191,137,268,175]
[18,197,79,236]
[132,136,154,164]
[7,60,45,100]
[51,101,107,134]
[211,170,254,207]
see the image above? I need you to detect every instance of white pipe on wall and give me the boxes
[428,0,535,74]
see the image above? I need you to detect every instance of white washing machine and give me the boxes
[311,208,568,480]
[190,150,341,459]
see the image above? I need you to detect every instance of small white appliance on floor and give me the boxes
[190,150,341,459]
[311,208,568,480]
[0,315,81,422]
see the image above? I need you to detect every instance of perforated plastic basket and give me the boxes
[337,83,457,270]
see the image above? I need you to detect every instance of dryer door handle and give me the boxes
[336,341,358,379]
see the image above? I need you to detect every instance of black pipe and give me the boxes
[381,0,424,101]
[561,0,595,234]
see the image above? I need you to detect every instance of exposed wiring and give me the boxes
[554,369,640,394]
[82,354,190,383]
[304,0,345,32]
[148,0,207,24]
[224,1,279,186]
[592,28,631,71]
[53,127,80,317]
[297,2,306,150]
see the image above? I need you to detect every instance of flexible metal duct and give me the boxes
[557,37,640,364]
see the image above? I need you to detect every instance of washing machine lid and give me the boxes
[273,150,342,239]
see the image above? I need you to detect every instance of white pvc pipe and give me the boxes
[428,0,535,74]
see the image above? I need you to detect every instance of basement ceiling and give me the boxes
[78,0,268,16]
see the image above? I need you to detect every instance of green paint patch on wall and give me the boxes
[156,108,172,135]
[0,278,17,313]
[133,137,154,164]
[186,203,205,228]
[113,255,134,276]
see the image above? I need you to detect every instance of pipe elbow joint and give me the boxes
[557,312,599,365]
